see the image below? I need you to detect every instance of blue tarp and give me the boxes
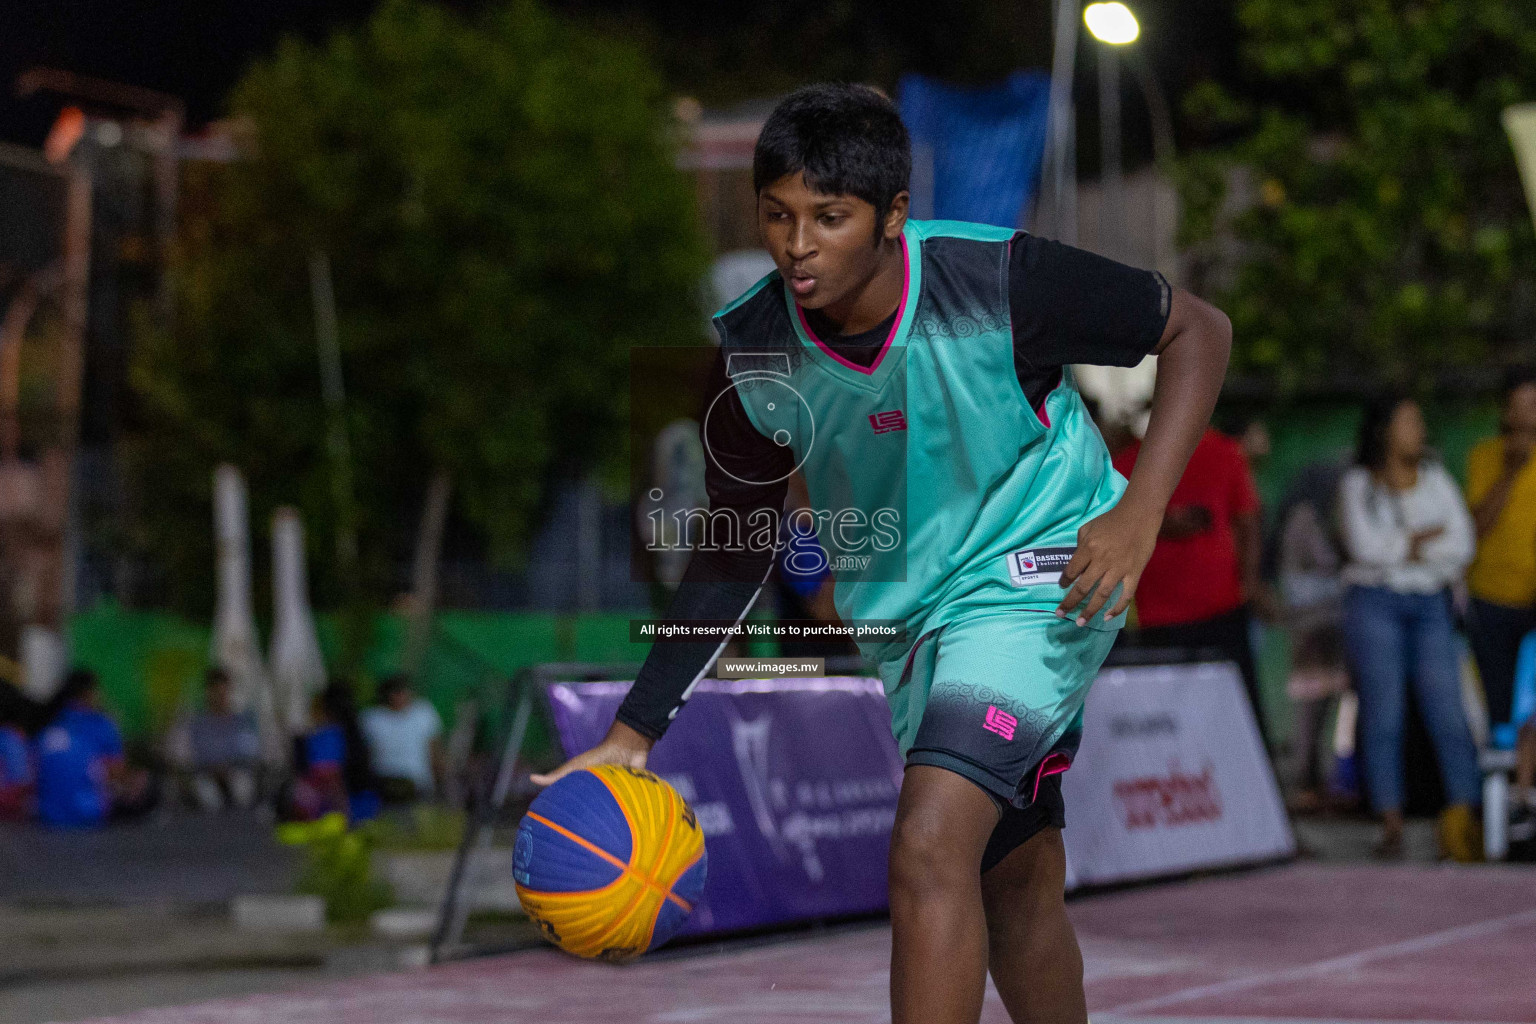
[898,70,1052,229]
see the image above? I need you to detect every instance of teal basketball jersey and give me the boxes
[712,219,1128,670]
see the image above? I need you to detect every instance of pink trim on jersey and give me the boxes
[795,234,910,376]
[1036,397,1052,428]
[1032,751,1071,803]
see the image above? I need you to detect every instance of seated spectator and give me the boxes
[286,680,380,823]
[361,675,443,803]
[1336,394,1481,861]
[33,668,154,827]
[172,667,261,812]
[0,721,34,820]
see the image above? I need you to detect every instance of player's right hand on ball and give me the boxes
[530,719,655,787]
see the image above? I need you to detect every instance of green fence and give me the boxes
[1249,396,1499,503]
[67,604,658,745]
[69,397,1501,755]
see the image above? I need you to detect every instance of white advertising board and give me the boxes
[1063,660,1295,890]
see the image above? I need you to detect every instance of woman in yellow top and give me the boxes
[1466,367,1536,737]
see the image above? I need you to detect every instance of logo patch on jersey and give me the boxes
[1006,546,1074,587]
[983,706,1017,740]
[868,410,907,434]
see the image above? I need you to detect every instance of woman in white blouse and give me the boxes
[1336,394,1481,860]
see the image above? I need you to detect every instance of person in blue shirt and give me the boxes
[34,669,151,827]
[286,680,380,823]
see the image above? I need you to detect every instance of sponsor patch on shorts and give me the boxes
[1005,546,1074,587]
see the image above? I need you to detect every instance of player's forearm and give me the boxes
[615,545,774,740]
[1121,291,1232,520]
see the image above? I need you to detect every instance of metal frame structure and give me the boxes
[429,661,638,962]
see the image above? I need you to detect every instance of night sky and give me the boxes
[0,1,1242,153]
[0,0,384,145]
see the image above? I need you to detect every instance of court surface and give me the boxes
[71,863,1536,1024]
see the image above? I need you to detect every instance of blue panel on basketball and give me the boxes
[648,854,708,950]
[672,851,708,904]
[516,766,707,961]
[531,768,634,862]
[513,814,624,893]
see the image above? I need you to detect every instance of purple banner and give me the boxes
[543,677,904,937]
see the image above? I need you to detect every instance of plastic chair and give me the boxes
[1483,628,1536,860]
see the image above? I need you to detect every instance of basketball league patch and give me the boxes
[1005,546,1074,587]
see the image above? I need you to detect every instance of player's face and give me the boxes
[757,172,906,311]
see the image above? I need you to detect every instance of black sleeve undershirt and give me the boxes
[614,350,790,740]
[1007,232,1172,407]
[615,239,1171,740]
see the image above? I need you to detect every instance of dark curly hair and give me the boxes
[753,83,911,235]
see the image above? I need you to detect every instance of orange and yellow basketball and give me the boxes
[513,764,707,961]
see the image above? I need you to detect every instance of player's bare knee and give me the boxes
[888,812,973,899]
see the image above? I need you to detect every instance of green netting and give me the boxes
[1249,398,1500,505]
[66,605,651,746]
[67,398,1504,752]
[68,603,210,740]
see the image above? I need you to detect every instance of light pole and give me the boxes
[1044,0,1082,244]
[1084,2,1140,262]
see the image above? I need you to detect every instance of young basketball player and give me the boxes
[533,83,1232,1023]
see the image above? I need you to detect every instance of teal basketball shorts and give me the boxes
[881,608,1121,872]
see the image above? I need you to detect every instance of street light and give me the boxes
[1044,2,1170,437]
[1084,2,1139,261]
[1042,2,1172,248]
[1084,2,1139,45]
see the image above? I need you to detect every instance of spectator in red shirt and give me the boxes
[1113,426,1269,744]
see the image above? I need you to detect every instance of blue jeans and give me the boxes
[1342,586,1481,813]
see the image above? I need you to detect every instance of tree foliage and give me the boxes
[130,0,709,613]
[1178,0,1536,389]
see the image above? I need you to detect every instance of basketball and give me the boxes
[514,764,707,961]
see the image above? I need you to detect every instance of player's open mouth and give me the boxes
[789,273,817,296]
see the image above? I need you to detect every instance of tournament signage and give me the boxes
[543,660,1292,937]
[1061,661,1295,888]
[544,677,904,937]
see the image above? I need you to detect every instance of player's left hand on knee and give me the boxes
[1055,507,1156,626]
